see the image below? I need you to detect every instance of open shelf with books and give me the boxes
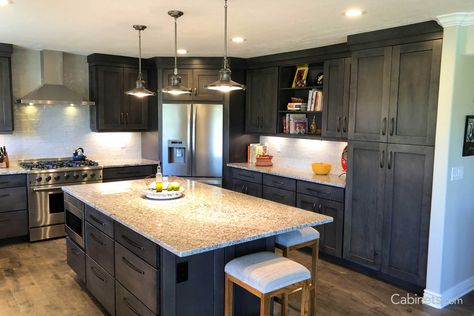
[278,63,324,137]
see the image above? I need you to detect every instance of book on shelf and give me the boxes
[287,103,307,111]
[307,89,323,112]
[283,113,307,134]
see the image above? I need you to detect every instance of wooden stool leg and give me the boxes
[225,274,233,316]
[260,295,271,316]
[310,240,319,316]
[300,281,309,316]
[281,247,290,316]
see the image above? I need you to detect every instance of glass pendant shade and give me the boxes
[206,0,245,92]
[162,11,192,96]
[125,25,156,98]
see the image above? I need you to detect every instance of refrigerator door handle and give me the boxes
[187,104,193,176]
[191,105,197,176]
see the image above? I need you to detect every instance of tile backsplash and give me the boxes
[0,46,142,161]
[259,136,347,175]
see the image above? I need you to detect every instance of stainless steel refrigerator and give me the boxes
[162,103,223,180]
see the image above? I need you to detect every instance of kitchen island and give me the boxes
[63,179,332,316]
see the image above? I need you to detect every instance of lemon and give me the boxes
[155,182,163,192]
[166,183,173,191]
[171,182,180,191]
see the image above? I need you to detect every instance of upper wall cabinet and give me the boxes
[89,64,149,132]
[348,40,441,146]
[0,44,13,133]
[162,69,223,102]
[321,58,351,139]
[245,67,278,134]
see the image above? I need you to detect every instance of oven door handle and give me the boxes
[32,186,63,192]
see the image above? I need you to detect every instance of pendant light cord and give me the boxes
[223,0,229,69]
[138,29,143,81]
[174,16,178,75]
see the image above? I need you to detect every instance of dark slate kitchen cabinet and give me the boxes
[89,63,149,132]
[348,47,392,143]
[0,174,28,240]
[231,178,262,198]
[102,165,158,182]
[321,58,350,139]
[0,44,13,133]
[245,67,278,134]
[388,40,441,146]
[161,68,223,102]
[345,141,434,287]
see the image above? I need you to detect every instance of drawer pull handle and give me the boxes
[237,173,254,179]
[116,171,141,176]
[0,194,10,198]
[71,248,81,256]
[0,181,11,185]
[312,203,317,211]
[90,266,106,282]
[0,218,10,223]
[272,181,284,185]
[123,297,141,316]
[122,235,145,250]
[306,188,329,195]
[89,215,105,226]
[89,233,104,246]
[122,257,145,275]
[272,193,285,199]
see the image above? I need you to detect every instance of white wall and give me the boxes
[424,15,474,308]
[0,46,142,161]
[259,136,347,175]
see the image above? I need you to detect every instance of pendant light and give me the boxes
[162,11,192,96]
[206,0,246,92]
[125,25,156,98]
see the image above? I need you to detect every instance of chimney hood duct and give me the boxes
[17,50,95,106]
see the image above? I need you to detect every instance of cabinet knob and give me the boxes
[382,117,387,136]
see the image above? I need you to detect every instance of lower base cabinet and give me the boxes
[116,281,156,316]
[66,237,86,283]
[231,178,262,198]
[86,256,116,315]
[0,210,28,239]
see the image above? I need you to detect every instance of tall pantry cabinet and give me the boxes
[344,39,442,287]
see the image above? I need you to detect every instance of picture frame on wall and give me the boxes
[463,115,474,156]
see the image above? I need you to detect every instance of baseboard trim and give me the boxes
[423,275,474,309]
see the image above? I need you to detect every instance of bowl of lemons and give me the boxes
[146,181,185,200]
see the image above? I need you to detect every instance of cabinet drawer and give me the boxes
[115,242,159,314]
[86,256,115,316]
[0,210,27,239]
[231,168,262,184]
[116,281,156,316]
[85,205,114,238]
[0,187,27,213]
[85,222,114,276]
[232,179,262,198]
[103,165,156,181]
[262,185,295,206]
[115,222,159,268]
[263,174,296,191]
[66,237,85,283]
[297,181,344,203]
[0,174,26,188]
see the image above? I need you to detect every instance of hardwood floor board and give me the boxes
[0,238,473,316]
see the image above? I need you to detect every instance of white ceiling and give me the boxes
[1,0,474,58]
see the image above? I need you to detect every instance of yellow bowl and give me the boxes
[312,163,332,175]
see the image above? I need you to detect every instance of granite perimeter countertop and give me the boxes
[62,179,333,257]
[227,162,346,188]
[96,158,160,168]
[0,163,28,175]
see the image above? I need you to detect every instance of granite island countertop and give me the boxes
[227,162,346,188]
[62,179,333,257]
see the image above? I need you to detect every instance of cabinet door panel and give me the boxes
[381,144,433,286]
[319,199,344,258]
[262,185,295,206]
[344,141,385,270]
[162,69,193,101]
[231,178,262,198]
[97,66,124,130]
[322,58,347,138]
[388,40,441,146]
[123,67,149,130]
[193,69,223,101]
[349,48,392,142]
[0,57,12,132]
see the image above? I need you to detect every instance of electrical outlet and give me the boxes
[451,166,464,181]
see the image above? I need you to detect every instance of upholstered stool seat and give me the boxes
[275,227,320,248]
[225,251,310,316]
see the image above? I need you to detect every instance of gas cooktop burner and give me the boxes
[20,159,100,170]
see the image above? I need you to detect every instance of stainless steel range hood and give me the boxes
[17,50,95,106]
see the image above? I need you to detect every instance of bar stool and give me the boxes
[275,227,320,316]
[224,251,310,316]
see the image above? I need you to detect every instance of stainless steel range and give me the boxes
[19,158,103,242]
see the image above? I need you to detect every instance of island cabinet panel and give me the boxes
[85,205,114,238]
[66,237,86,283]
[231,178,262,198]
[116,281,156,316]
[103,165,157,182]
[262,185,295,206]
[115,242,159,315]
[115,222,159,268]
[85,222,115,276]
[86,256,115,315]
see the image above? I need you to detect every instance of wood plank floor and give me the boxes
[0,238,472,316]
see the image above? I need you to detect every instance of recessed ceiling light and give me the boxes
[0,0,13,7]
[345,9,364,17]
[177,49,187,55]
[232,37,246,43]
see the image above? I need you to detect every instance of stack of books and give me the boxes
[307,89,323,112]
[282,114,308,134]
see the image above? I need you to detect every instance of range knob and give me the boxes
[81,173,88,179]
[89,173,96,178]
[35,176,42,182]
[54,175,60,181]
[73,173,79,180]
[64,173,70,180]
[45,176,52,182]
